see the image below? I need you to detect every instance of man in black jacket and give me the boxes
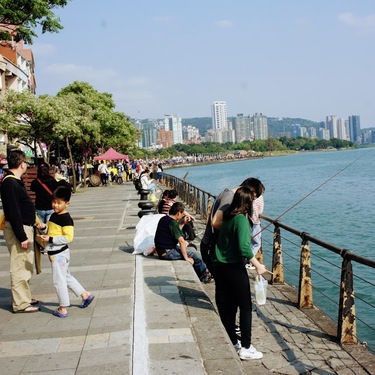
[1,150,39,313]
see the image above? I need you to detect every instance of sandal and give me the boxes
[14,305,40,313]
[53,310,68,318]
[80,295,95,308]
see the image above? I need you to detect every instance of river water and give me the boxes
[167,148,375,351]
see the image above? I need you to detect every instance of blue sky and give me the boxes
[32,0,375,127]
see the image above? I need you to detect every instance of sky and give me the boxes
[31,0,375,127]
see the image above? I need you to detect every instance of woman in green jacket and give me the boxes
[212,186,266,360]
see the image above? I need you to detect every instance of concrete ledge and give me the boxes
[172,260,246,375]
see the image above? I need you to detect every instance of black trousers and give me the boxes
[213,263,252,348]
[200,241,214,274]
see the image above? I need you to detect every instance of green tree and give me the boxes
[58,81,138,152]
[0,0,70,44]
[57,81,138,183]
[0,90,64,162]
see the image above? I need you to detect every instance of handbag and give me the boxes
[254,274,268,305]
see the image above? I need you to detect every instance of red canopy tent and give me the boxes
[93,147,129,161]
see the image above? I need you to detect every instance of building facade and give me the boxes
[348,115,361,144]
[0,38,36,161]
[164,115,183,145]
[211,101,228,131]
[233,114,253,143]
[252,113,268,140]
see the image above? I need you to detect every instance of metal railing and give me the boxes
[162,173,216,221]
[163,172,375,352]
[260,215,375,350]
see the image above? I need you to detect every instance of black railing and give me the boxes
[162,173,216,221]
[163,172,375,353]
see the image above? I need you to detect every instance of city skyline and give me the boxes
[32,1,375,127]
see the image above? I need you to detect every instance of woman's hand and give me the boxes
[255,263,267,275]
[249,257,267,275]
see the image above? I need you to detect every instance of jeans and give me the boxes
[161,245,207,277]
[147,183,157,194]
[36,209,54,224]
[252,223,262,255]
[213,263,252,348]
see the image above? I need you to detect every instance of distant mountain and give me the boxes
[267,117,323,137]
[182,117,323,138]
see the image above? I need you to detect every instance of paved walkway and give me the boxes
[0,182,374,374]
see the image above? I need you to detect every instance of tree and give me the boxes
[0,0,70,44]
[0,90,64,162]
[58,81,138,150]
[57,81,138,185]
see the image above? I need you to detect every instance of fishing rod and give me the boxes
[254,149,373,238]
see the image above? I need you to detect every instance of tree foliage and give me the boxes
[0,0,70,44]
[57,81,138,155]
[0,90,66,161]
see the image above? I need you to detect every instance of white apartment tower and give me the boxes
[164,115,183,145]
[211,101,228,131]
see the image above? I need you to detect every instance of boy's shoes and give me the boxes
[239,345,263,360]
[53,310,68,318]
[80,295,95,308]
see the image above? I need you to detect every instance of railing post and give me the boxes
[338,256,357,344]
[298,236,313,308]
[271,225,284,284]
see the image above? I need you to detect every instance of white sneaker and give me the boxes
[239,345,263,360]
[233,340,241,352]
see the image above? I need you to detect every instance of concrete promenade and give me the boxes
[0,181,374,374]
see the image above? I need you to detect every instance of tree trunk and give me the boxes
[65,136,76,192]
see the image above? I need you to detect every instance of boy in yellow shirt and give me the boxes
[37,186,94,317]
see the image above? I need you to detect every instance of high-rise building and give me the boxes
[164,115,183,145]
[318,128,330,140]
[337,118,348,141]
[211,101,228,131]
[233,114,253,143]
[141,120,158,148]
[326,115,338,139]
[348,115,360,144]
[252,113,268,140]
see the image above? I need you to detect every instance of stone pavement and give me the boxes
[0,181,374,375]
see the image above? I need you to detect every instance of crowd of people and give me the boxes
[150,176,267,360]
[143,174,268,360]
[1,149,268,360]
